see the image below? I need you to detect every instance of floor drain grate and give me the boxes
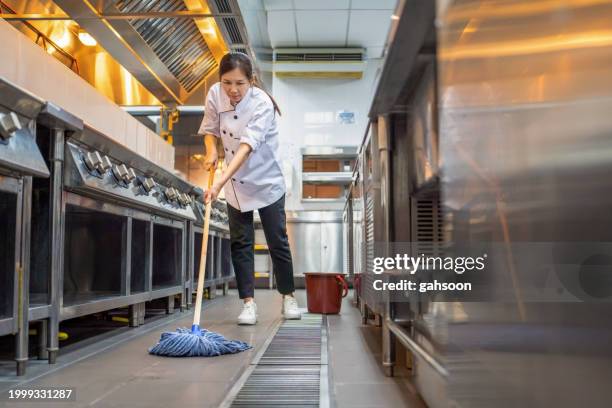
[227,313,328,408]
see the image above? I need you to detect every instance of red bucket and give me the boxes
[304,273,349,314]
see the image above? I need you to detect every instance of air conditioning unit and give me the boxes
[273,48,366,79]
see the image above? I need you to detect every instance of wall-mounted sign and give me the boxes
[337,110,355,124]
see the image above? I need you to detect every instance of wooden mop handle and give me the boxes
[193,165,217,327]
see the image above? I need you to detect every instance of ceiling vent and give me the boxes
[273,48,366,79]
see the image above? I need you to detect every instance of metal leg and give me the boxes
[360,302,368,325]
[48,348,58,364]
[185,288,192,310]
[222,282,229,296]
[382,301,396,377]
[138,303,145,325]
[38,320,49,360]
[16,177,32,376]
[382,319,396,377]
[129,304,138,327]
[49,129,65,365]
[166,296,175,314]
[209,285,216,299]
[180,290,186,312]
[184,289,191,309]
[16,360,26,376]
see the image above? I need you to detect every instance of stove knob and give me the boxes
[112,164,129,183]
[84,151,103,172]
[141,177,156,192]
[180,193,192,206]
[165,187,178,201]
[96,155,112,173]
[124,168,137,183]
[0,112,21,141]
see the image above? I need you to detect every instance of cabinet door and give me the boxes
[287,223,321,275]
[321,222,343,273]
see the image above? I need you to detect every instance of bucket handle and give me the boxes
[336,275,349,298]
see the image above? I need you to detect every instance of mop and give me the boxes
[149,166,251,357]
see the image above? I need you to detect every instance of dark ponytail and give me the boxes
[219,52,281,116]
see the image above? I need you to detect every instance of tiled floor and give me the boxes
[327,295,426,408]
[0,290,424,408]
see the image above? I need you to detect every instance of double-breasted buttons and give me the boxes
[198,83,285,212]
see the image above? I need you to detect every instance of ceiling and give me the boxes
[238,0,398,59]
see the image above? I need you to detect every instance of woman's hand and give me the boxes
[204,181,222,204]
[204,150,218,171]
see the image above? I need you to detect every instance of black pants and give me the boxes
[227,194,295,299]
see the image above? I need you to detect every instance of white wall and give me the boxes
[273,58,383,211]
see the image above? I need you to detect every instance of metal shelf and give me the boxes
[302,172,353,184]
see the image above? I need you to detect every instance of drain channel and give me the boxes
[227,313,328,407]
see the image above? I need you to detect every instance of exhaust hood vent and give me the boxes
[275,52,364,62]
[223,17,243,44]
[115,0,217,92]
[209,0,249,51]
[214,0,232,14]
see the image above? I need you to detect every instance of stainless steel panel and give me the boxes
[38,102,83,132]
[320,222,343,273]
[285,211,345,275]
[301,172,353,184]
[28,305,51,321]
[149,285,183,299]
[369,0,436,118]
[437,1,612,406]
[65,143,195,221]
[342,200,352,276]
[60,291,157,321]
[362,127,385,315]
[0,113,50,178]
[0,77,49,179]
[287,222,321,275]
[74,125,196,195]
[0,317,15,336]
[410,62,438,190]
[286,211,343,223]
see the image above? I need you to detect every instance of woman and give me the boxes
[199,52,301,325]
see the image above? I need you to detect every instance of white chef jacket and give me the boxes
[198,82,286,212]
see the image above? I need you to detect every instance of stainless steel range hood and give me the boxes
[52,0,221,105]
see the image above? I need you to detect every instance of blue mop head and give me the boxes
[149,325,252,357]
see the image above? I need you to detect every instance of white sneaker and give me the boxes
[237,300,257,325]
[282,295,302,320]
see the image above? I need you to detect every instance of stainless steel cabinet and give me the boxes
[286,212,343,275]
